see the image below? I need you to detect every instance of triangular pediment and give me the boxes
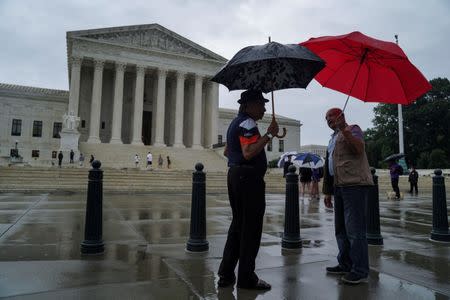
[68,24,226,62]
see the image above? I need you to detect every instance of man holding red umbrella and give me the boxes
[322,107,373,284]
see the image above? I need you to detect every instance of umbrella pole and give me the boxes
[342,48,369,112]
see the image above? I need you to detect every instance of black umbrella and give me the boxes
[384,153,405,162]
[211,40,325,138]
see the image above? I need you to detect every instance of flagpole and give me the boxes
[395,34,405,155]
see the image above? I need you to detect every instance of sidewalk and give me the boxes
[0,191,449,299]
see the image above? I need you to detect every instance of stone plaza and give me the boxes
[0,175,449,299]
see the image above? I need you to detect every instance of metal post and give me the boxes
[186,163,209,252]
[395,34,405,156]
[80,160,105,254]
[367,168,383,245]
[282,165,302,249]
[430,169,450,242]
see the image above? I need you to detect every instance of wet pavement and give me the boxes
[0,191,449,299]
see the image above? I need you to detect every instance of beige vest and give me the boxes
[332,128,373,187]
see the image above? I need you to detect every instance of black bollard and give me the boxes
[367,168,383,245]
[282,165,302,249]
[186,163,209,252]
[80,160,105,254]
[430,169,450,242]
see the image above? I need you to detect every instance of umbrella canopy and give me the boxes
[384,153,405,162]
[300,32,432,105]
[211,41,325,93]
[277,151,300,168]
[292,152,324,169]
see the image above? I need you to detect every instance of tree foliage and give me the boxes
[365,77,450,168]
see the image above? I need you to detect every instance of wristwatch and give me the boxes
[266,132,273,139]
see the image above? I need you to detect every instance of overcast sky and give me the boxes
[1,0,449,146]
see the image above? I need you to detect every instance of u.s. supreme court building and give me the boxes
[0,24,301,170]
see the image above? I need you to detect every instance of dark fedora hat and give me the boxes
[237,90,269,104]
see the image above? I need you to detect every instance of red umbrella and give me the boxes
[300,31,432,109]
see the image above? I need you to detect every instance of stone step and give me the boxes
[78,142,227,171]
[1,166,448,194]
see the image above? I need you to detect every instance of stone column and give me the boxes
[204,81,219,148]
[68,56,82,117]
[110,62,126,144]
[191,74,203,149]
[153,68,167,147]
[173,71,186,148]
[131,65,146,145]
[87,59,105,144]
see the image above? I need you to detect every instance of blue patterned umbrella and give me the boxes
[292,152,324,169]
[277,151,300,168]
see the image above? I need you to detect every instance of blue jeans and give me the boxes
[334,186,369,277]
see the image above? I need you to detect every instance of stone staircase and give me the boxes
[0,166,286,193]
[79,142,227,172]
[0,165,447,194]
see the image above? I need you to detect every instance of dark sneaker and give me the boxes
[341,272,368,284]
[326,265,350,275]
[237,279,271,290]
[218,276,236,288]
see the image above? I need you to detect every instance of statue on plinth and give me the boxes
[63,111,80,131]
[60,110,81,153]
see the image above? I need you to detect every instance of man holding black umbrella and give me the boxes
[218,90,278,291]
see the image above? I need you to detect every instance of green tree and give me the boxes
[428,149,448,169]
[365,77,450,168]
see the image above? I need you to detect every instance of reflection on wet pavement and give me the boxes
[0,191,449,299]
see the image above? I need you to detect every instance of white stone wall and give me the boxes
[0,94,67,165]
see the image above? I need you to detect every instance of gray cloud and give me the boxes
[0,0,448,145]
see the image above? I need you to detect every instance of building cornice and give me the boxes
[0,83,68,103]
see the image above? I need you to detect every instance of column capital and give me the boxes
[93,59,105,70]
[175,70,187,80]
[194,74,204,81]
[136,65,146,75]
[157,68,168,77]
[115,62,127,72]
[71,56,82,67]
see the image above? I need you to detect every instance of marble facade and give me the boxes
[67,24,225,149]
[0,24,302,166]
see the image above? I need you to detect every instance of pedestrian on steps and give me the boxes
[134,154,140,168]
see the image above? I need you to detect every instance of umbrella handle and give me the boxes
[270,91,287,138]
[275,127,287,138]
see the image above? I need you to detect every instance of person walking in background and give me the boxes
[408,166,419,195]
[283,155,293,178]
[58,151,63,168]
[322,107,373,285]
[158,154,164,168]
[389,160,403,199]
[69,149,74,164]
[166,156,171,169]
[79,153,85,167]
[299,167,312,197]
[311,167,323,200]
[146,151,153,170]
[134,154,140,168]
[89,154,94,166]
